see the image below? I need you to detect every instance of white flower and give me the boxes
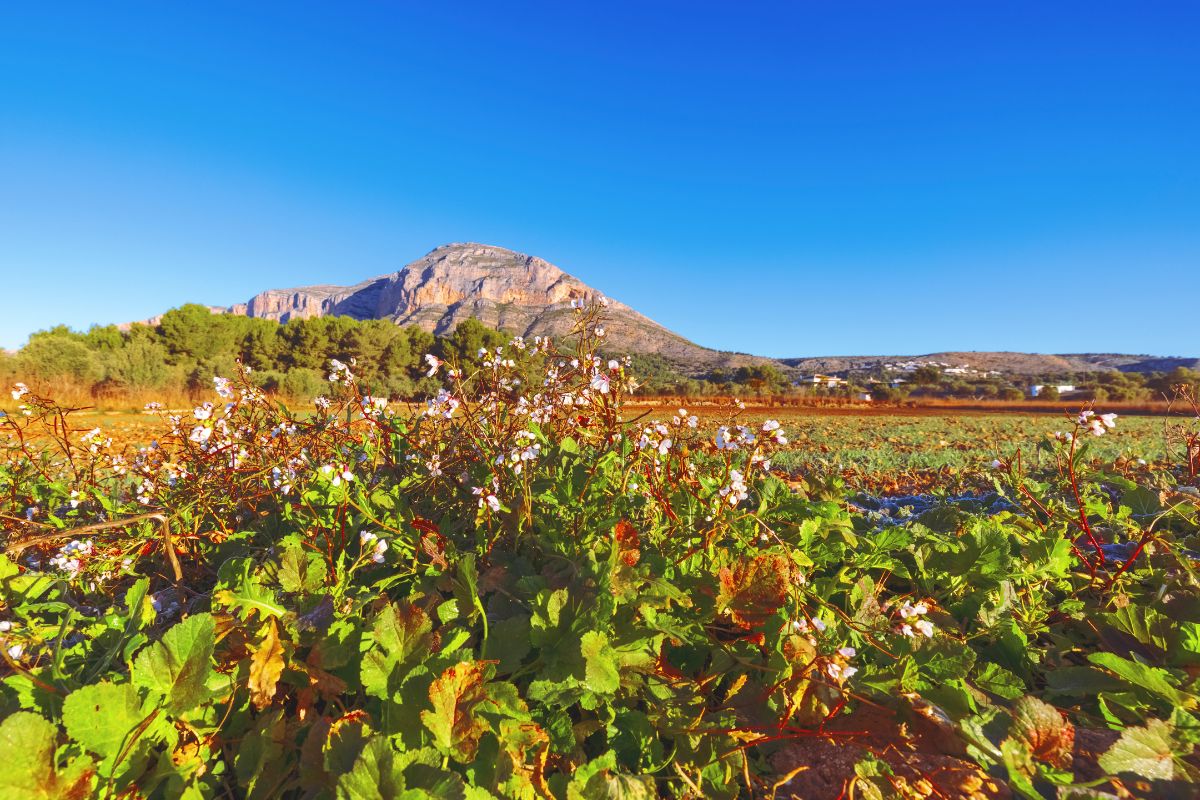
[360,530,378,546]
[590,373,611,394]
[0,621,11,632]
[189,426,212,444]
[6,644,22,660]
[424,354,443,377]
[1099,413,1118,429]
[11,383,29,401]
[607,359,620,370]
[594,326,606,338]
[838,647,856,659]
[811,617,827,633]
[914,619,935,637]
[990,459,1003,469]
[213,376,234,399]
[193,403,213,420]
[371,539,389,563]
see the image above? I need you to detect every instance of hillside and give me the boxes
[131,242,1195,379]
[215,243,769,375]
[780,351,1200,376]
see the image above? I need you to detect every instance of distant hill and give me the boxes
[133,242,1193,378]
[205,243,773,374]
[780,352,1200,376]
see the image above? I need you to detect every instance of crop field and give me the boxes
[58,406,1180,492]
[3,310,1200,799]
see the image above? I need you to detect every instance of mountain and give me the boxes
[216,243,768,374]
[154,241,1192,378]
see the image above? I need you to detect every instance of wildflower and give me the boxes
[607,359,620,370]
[11,383,29,401]
[472,486,502,512]
[144,401,163,411]
[321,464,354,487]
[328,359,354,384]
[1099,413,1118,429]
[213,376,234,399]
[570,298,585,309]
[371,539,388,563]
[590,373,611,394]
[189,426,213,444]
[719,469,749,506]
[6,644,22,660]
[825,661,857,682]
[838,647,856,659]
[424,354,443,377]
[811,617,827,633]
[0,621,11,632]
[193,403,213,420]
[989,459,1003,469]
[897,600,935,637]
[594,326,606,338]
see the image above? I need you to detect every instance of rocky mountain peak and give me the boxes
[214,243,755,372]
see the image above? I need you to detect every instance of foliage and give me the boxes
[2,305,1199,798]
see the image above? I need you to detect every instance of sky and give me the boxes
[1,2,1197,357]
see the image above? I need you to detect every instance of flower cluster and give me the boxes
[359,530,389,563]
[1078,410,1118,437]
[895,599,935,638]
[49,539,94,578]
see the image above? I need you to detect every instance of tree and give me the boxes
[158,305,234,363]
[438,319,507,366]
[17,334,96,384]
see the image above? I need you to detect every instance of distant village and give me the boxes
[792,359,1078,402]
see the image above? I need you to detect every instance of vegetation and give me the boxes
[2,304,1200,798]
[8,304,1198,406]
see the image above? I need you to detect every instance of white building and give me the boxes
[1029,384,1077,397]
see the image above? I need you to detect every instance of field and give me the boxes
[61,405,1182,493]
[3,312,1200,799]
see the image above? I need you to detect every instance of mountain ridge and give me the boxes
[145,242,1195,377]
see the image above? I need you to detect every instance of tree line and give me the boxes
[3,303,1197,404]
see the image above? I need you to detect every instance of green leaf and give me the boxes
[61,681,146,767]
[361,603,435,700]
[130,613,216,715]
[0,712,94,800]
[1098,718,1177,781]
[274,541,327,594]
[335,737,407,800]
[1087,652,1185,706]
[579,631,620,695]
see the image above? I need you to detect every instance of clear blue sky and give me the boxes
[1,2,1197,357]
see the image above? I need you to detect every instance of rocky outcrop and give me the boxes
[218,243,767,373]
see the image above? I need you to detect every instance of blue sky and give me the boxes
[1,2,1196,357]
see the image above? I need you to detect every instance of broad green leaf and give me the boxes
[1087,652,1185,706]
[61,681,146,767]
[335,737,407,800]
[579,631,620,695]
[275,541,327,593]
[361,603,434,700]
[0,711,94,800]
[1098,718,1177,781]
[130,613,216,715]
